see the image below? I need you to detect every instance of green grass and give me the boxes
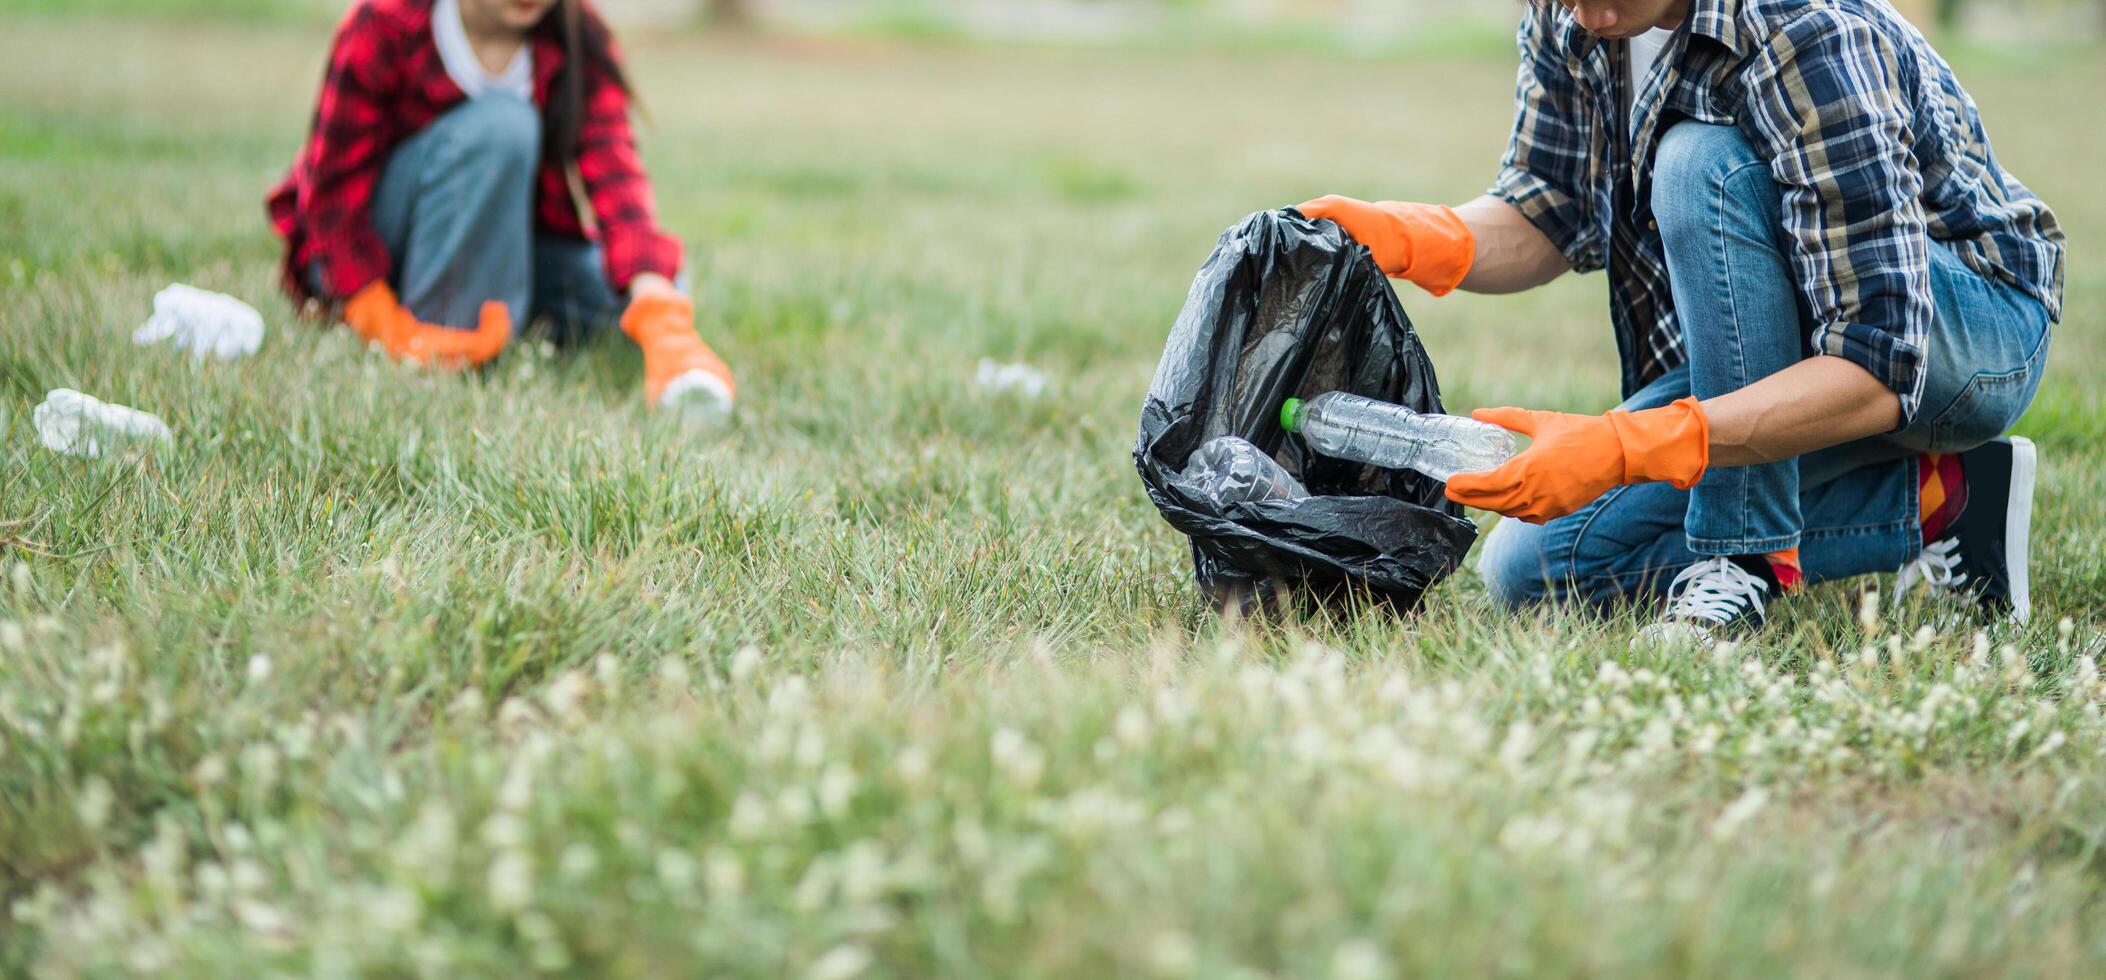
[4,10,2106,977]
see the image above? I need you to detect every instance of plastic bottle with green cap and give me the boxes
[1281,392,1516,482]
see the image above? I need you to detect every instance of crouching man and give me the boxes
[1300,0,2062,642]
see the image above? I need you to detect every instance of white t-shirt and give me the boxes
[434,0,534,102]
[1626,26,1674,134]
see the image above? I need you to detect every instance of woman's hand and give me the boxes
[628,272,681,302]
[342,282,509,368]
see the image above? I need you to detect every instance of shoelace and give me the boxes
[1661,557,1769,625]
[1896,536,1967,593]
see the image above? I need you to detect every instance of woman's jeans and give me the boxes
[314,95,623,338]
[1480,122,2052,609]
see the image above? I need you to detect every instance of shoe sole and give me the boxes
[2006,436,2035,624]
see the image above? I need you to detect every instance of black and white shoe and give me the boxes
[1897,436,2036,623]
[1637,556,1771,649]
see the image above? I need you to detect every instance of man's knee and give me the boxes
[431,96,542,176]
[1650,122,1768,243]
[1477,516,1555,611]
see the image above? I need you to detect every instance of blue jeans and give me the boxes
[1480,122,2053,608]
[314,95,623,340]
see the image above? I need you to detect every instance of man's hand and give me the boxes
[1445,398,1711,523]
[1295,195,1476,296]
[343,282,509,369]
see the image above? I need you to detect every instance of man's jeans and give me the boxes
[315,95,623,339]
[1480,122,2053,608]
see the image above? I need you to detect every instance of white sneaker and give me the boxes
[1637,556,1771,649]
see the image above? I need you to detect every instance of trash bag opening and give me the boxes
[1136,209,1478,614]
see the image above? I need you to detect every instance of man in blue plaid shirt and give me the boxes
[1297,0,2062,643]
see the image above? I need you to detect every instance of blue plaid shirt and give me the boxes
[1493,0,2063,420]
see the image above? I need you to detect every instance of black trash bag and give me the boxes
[1135,209,1478,614]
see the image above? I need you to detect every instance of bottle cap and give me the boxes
[1280,398,1303,433]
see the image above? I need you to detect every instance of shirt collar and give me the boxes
[1562,0,1743,58]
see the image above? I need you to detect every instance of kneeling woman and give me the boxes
[268,0,733,417]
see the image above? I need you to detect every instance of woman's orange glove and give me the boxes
[1295,195,1476,296]
[1444,397,1711,524]
[342,282,510,369]
[619,292,736,416]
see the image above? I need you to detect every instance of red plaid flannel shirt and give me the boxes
[266,0,681,303]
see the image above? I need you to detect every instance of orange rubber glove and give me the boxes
[342,282,510,369]
[1444,397,1711,524]
[619,292,736,412]
[1296,195,1476,296]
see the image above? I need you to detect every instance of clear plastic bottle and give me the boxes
[1281,391,1516,481]
[1175,436,1308,508]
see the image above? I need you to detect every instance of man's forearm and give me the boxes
[1453,196,1571,294]
[1701,356,1902,467]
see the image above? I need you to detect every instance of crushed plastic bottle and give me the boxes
[1281,391,1516,482]
[32,389,172,458]
[132,283,265,360]
[1174,436,1308,509]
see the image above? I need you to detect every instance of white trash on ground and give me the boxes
[32,389,172,458]
[975,359,1049,398]
[132,283,264,360]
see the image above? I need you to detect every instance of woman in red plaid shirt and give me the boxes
[268,0,734,419]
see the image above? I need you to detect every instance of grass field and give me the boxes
[4,8,2106,976]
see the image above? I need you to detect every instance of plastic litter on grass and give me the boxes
[133,283,264,361]
[32,389,172,458]
[975,359,1050,399]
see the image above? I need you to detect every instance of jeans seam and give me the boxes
[1564,485,1634,586]
[1697,157,1785,549]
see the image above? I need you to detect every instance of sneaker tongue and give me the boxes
[1725,554,1780,593]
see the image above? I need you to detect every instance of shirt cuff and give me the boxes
[603,228,684,294]
[1490,168,1604,274]
[1810,319,1926,424]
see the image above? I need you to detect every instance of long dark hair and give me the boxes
[538,0,634,226]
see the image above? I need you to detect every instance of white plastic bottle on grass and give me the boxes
[133,283,264,360]
[1280,391,1516,482]
[32,389,172,458]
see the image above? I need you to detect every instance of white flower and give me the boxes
[807,944,872,980]
[1114,705,1152,748]
[1147,930,1198,977]
[559,843,599,880]
[480,812,530,849]
[656,848,698,894]
[818,763,859,819]
[487,850,534,911]
[75,776,114,830]
[1858,588,1882,636]
[0,620,23,651]
[1711,787,1769,840]
[498,758,534,812]
[730,645,763,683]
[894,745,932,788]
[990,728,1046,789]
[246,654,271,684]
[368,886,420,933]
[728,791,772,840]
[543,671,591,722]
[1331,938,1390,980]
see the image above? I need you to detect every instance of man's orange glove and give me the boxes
[1296,195,1476,296]
[342,282,510,369]
[619,292,736,416]
[1444,397,1711,524]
